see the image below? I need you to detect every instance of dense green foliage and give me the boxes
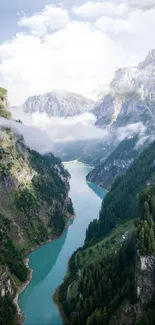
[0,295,18,325]
[136,185,155,255]
[58,142,155,325]
[15,186,39,217]
[59,235,137,325]
[0,213,27,325]
[13,147,71,241]
[86,141,155,244]
[0,213,27,282]
[0,109,12,118]
[0,125,72,324]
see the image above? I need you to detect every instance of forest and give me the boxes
[59,235,137,325]
[0,213,27,325]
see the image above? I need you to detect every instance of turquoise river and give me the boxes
[19,162,106,325]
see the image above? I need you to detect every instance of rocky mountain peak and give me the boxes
[138,49,155,70]
[110,67,138,94]
[20,90,94,117]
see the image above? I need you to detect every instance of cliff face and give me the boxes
[86,136,139,189]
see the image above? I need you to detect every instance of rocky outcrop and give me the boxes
[0,269,16,297]
[108,254,155,325]
[136,256,155,315]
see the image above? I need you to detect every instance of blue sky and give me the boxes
[0,0,86,42]
[0,0,155,105]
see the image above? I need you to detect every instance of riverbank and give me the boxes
[52,252,77,325]
[13,258,33,324]
[52,286,68,325]
[15,213,75,323]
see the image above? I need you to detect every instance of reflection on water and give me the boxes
[19,162,106,325]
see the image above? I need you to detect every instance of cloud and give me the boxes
[0,117,53,153]
[6,107,146,153]
[1,1,155,107]
[10,110,109,143]
[19,5,70,36]
[116,122,146,143]
[95,16,134,34]
[128,0,155,11]
[72,2,128,21]
[0,17,128,106]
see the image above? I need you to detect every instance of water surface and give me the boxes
[19,162,106,325]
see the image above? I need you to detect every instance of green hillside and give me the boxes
[0,89,74,324]
[57,142,155,325]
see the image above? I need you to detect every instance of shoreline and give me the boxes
[13,259,33,323]
[52,286,68,325]
[14,213,75,323]
[53,256,72,325]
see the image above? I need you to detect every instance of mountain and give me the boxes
[20,90,94,117]
[54,50,155,176]
[86,136,140,189]
[86,50,155,187]
[92,50,155,130]
[0,88,74,324]
[86,135,154,189]
[57,141,155,325]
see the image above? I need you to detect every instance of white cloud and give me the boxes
[95,16,134,34]
[128,0,155,10]
[0,112,146,157]
[72,2,128,20]
[1,1,155,107]
[19,5,70,36]
[0,117,54,153]
[0,17,129,105]
[10,110,108,143]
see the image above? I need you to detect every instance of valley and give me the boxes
[1,51,155,325]
[18,162,106,324]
